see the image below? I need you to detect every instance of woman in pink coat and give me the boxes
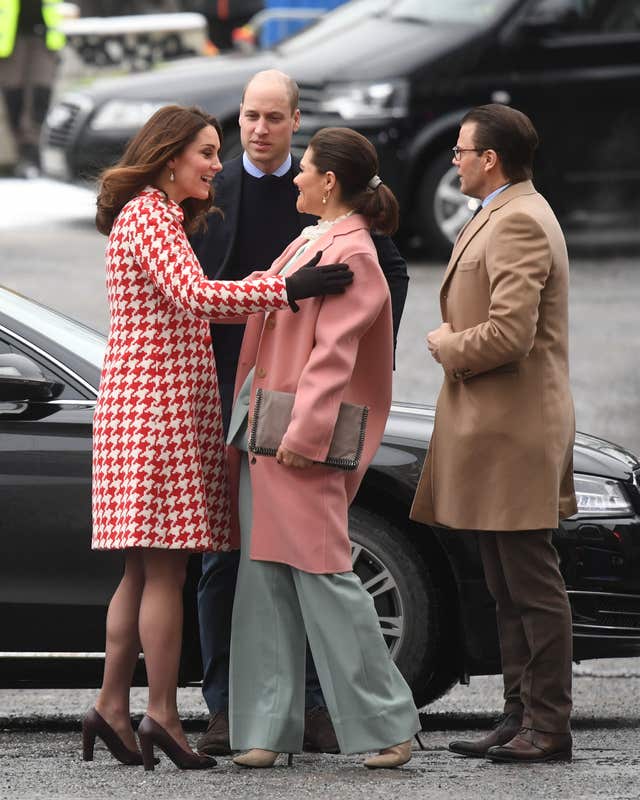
[228,128,421,770]
[83,105,351,772]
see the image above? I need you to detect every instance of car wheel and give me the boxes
[349,505,441,708]
[418,149,479,259]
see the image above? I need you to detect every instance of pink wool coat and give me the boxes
[228,214,393,573]
[92,187,290,552]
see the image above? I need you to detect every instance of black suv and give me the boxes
[42,0,640,255]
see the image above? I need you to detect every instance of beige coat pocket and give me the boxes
[457,259,481,272]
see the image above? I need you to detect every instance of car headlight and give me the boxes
[318,80,408,121]
[573,474,633,518]
[90,100,169,131]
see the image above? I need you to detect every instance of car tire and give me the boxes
[348,505,442,708]
[417,149,478,259]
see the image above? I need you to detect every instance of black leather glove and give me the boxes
[285,251,354,312]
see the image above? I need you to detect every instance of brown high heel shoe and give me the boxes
[82,707,152,766]
[137,715,217,771]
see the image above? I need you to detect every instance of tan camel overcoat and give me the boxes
[410,181,577,531]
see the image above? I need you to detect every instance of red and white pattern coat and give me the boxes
[92,187,289,551]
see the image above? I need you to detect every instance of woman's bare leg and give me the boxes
[139,548,192,752]
[95,549,144,751]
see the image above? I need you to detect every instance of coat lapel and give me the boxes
[441,180,537,291]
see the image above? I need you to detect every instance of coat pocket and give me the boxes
[457,259,481,272]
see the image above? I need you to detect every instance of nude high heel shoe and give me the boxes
[233,749,293,768]
[363,739,413,769]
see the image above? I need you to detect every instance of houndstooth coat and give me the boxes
[92,187,289,552]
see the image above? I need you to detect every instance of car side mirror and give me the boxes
[0,353,64,401]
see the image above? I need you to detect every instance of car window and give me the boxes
[601,0,640,32]
[0,334,86,401]
[277,0,394,54]
[526,0,640,33]
[389,0,516,24]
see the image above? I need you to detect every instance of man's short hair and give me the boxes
[461,104,539,183]
[240,70,300,114]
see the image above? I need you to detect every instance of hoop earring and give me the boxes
[169,169,175,183]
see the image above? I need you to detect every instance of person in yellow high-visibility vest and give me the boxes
[0,0,65,175]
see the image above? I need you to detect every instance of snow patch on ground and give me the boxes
[0,178,96,230]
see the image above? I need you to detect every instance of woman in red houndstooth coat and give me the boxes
[83,105,352,772]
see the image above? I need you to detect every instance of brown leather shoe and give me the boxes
[196,711,231,756]
[303,706,339,753]
[486,727,572,763]
[449,711,523,758]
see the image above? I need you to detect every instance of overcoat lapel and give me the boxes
[441,180,537,291]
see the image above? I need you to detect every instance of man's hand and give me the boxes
[275,445,314,469]
[427,322,453,363]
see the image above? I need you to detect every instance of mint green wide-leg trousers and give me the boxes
[229,457,421,755]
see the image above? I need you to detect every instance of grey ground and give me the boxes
[1,660,640,800]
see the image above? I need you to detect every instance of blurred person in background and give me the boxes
[185,0,263,50]
[0,0,65,176]
[191,68,409,759]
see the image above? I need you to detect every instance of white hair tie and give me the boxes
[368,175,382,190]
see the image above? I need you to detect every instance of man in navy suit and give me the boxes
[193,69,409,757]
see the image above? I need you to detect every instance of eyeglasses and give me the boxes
[452,146,484,160]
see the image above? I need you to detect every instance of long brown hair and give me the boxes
[308,127,399,236]
[95,105,222,236]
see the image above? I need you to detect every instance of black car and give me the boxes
[2,285,640,703]
[41,0,640,257]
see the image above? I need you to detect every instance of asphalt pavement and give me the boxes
[1,660,640,800]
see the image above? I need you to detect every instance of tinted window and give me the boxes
[389,0,515,24]
[0,334,86,401]
[526,0,640,33]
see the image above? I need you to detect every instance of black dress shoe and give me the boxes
[196,711,231,756]
[486,728,572,763]
[449,711,523,758]
[303,706,339,753]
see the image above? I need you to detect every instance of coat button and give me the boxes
[257,367,267,378]
[266,318,276,330]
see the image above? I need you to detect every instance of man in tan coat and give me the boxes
[411,104,576,763]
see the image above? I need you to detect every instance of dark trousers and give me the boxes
[196,381,325,714]
[478,529,573,734]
